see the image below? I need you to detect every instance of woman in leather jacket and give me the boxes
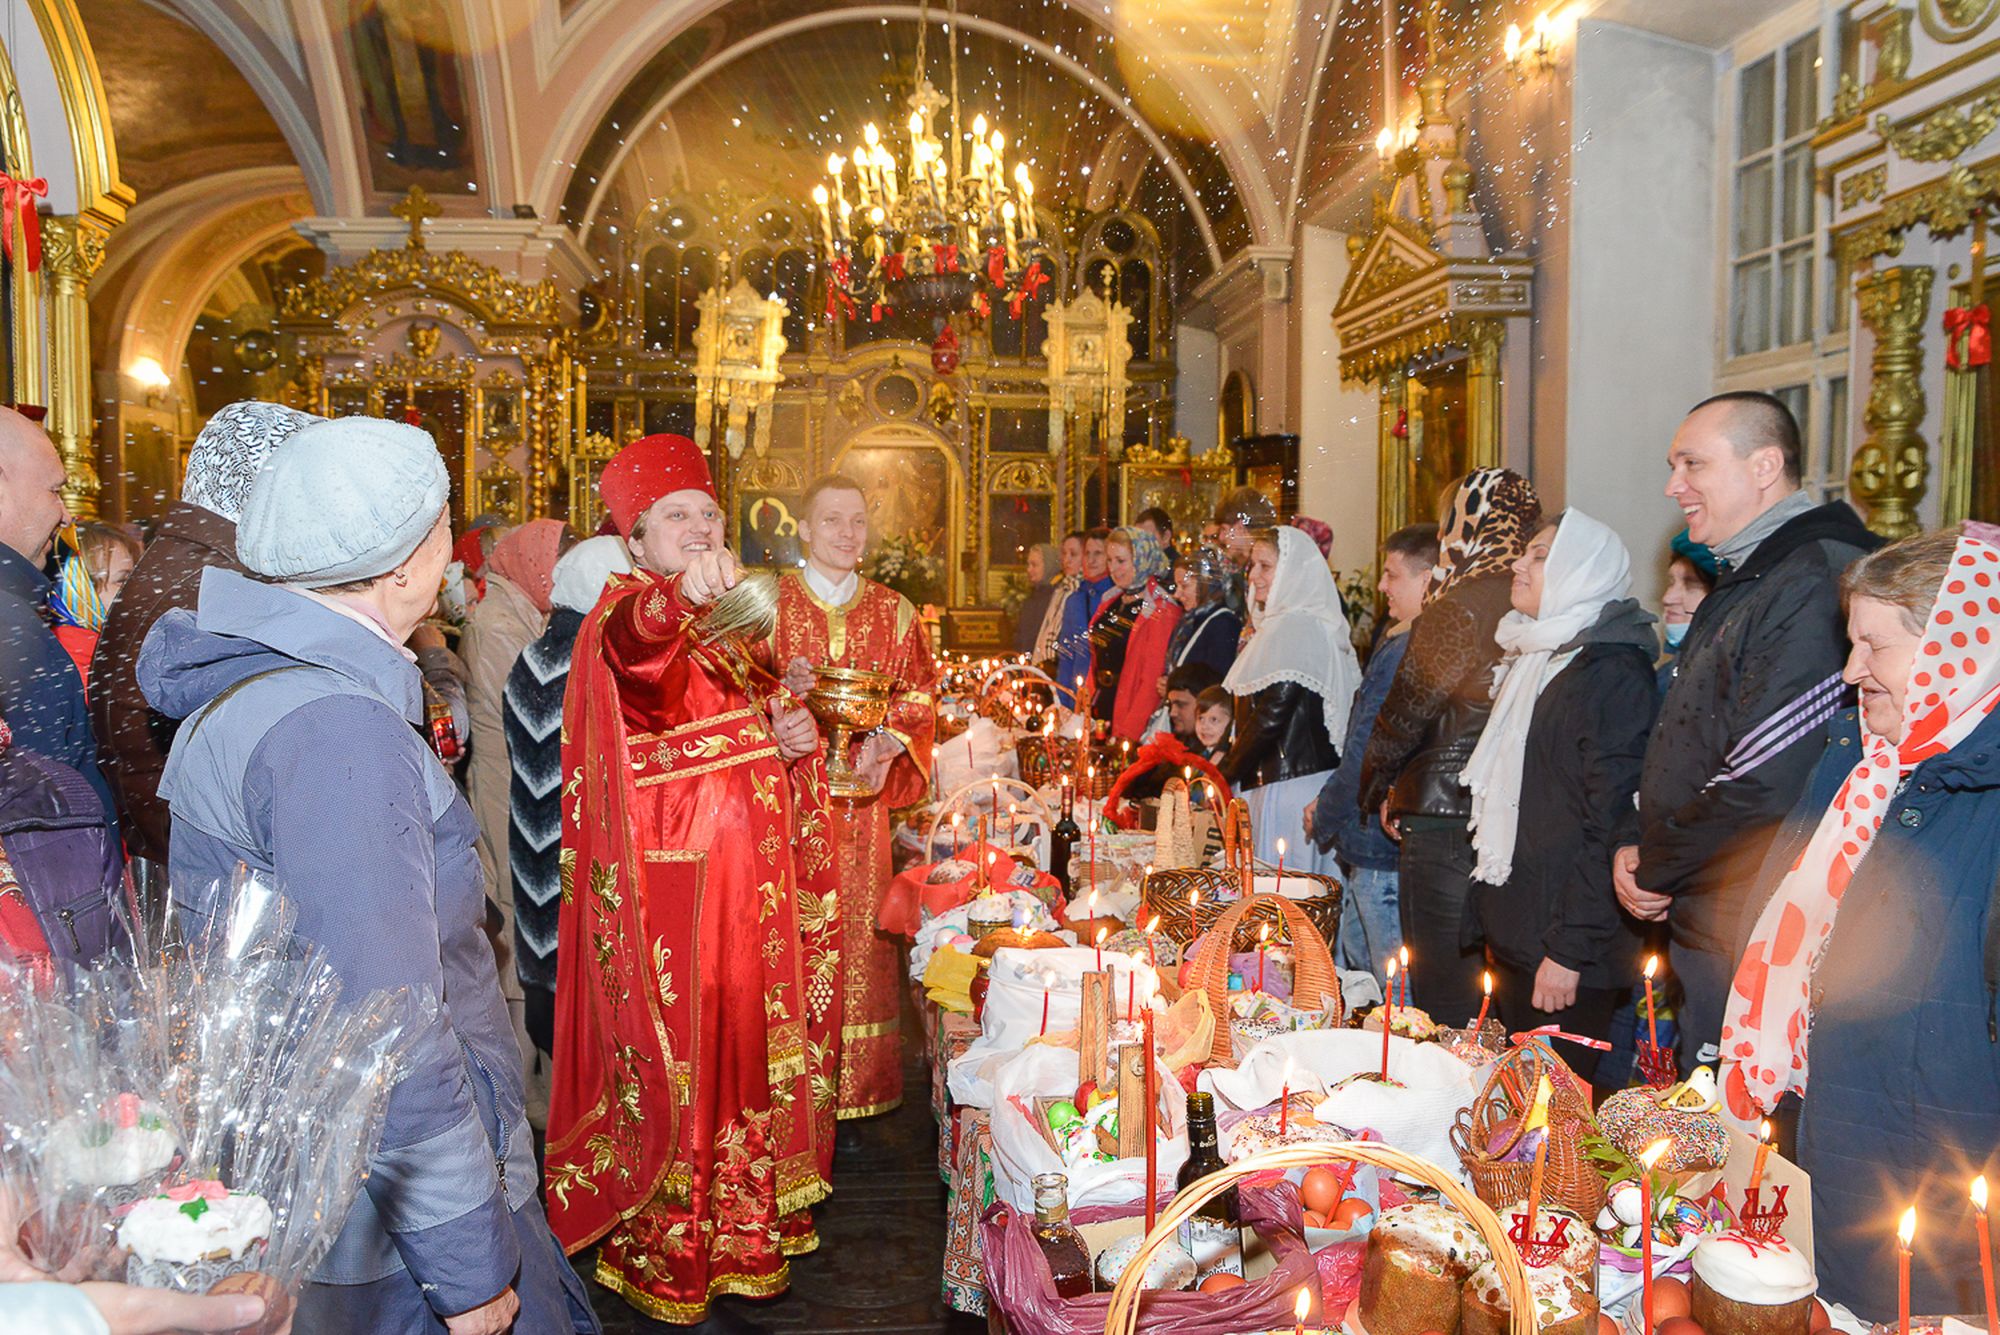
[1220,526,1360,868]
[1359,467,1541,1025]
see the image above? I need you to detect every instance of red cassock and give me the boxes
[769,572,937,1119]
[547,570,838,1323]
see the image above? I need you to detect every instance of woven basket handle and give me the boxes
[1188,891,1340,1065]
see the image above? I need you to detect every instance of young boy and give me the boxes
[1193,686,1233,764]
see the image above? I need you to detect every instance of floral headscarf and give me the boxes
[1430,468,1541,601]
[1109,526,1171,590]
[1720,531,2000,1126]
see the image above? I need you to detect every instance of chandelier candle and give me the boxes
[1976,1176,1997,1335]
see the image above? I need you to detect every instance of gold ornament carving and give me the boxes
[1850,265,1935,539]
[1876,92,2000,162]
[989,459,1054,492]
[1921,0,2000,43]
[407,320,441,361]
[40,214,107,281]
[1834,161,2000,264]
[1880,9,1915,84]
[280,246,559,325]
[1840,165,1889,210]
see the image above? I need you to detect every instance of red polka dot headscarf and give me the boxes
[1721,529,2000,1127]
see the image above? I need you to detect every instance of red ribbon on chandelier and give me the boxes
[0,173,47,273]
[1007,260,1051,318]
[824,257,857,320]
[1946,303,1991,370]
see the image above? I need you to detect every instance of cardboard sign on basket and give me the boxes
[1714,1123,1814,1268]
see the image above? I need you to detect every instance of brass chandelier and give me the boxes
[808,0,1050,322]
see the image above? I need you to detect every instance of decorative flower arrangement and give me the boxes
[865,534,945,605]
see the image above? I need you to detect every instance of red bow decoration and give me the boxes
[938,243,961,274]
[1007,260,1052,318]
[973,290,991,319]
[403,406,424,428]
[824,258,857,320]
[1946,303,1991,370]
[1101,731,1234,830]
[987,245,1008,287]
[1178,467,1194,488]
[0,174,47,273]
[1014,497,1031,513]
[1391,409,1409,440]
[870,301,891,323]
[882,251,907,282]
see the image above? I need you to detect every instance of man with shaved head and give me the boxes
[0,408,112,813]
[1613,391,1879,1068]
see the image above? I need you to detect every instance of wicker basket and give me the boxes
[1448,1037,1608,1221]
[1102,1140,1535,1335]
[1184,891,1343,1065]
[1142,868,1343,951]
[1015,733,1059,789]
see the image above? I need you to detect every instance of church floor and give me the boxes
[581,1011,989,1334]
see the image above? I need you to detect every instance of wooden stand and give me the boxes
[1078,970,1111,1089]
[1115,1042,1148,1158]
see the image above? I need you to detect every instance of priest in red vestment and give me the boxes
[548,433,838,1329]
[773,475,938,1124]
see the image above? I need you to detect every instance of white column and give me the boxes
[1295,224,1382,574]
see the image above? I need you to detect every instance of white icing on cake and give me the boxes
[44,1101,178,1189]
[118,1189,272,1265]
[965,896,1013,923]
[1498,1201,1600,1280]
[1465,1255,1592,1323]
[1691,1230,1817,1305]
[1094,1234,1195,1291]
[1372,1200,1493,1270]
[1361,1007,1438,1039]
[1221,1110,1350,1162]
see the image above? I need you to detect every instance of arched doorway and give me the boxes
[830,420,963,607]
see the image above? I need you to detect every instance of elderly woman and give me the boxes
[1012,541,1063,656]
[1721,526,2000,1317]
[137,418,596,1335]
[1086,526,1183,741]
[1162,544,1242,683]
[1221,525,1360,869]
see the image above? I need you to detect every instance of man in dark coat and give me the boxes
[0,408,110,818]
[90,402,322,863]
[1614,391,1880,1065]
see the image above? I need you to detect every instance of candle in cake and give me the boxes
[1380,958,1397,1078]
[1257,923,1270,993]
[1275,837,1286,886]
[951,811,963,855]
[1398,945,1410,1007]
[1127,969,1136,1021]
[1639,1139,1671,1335]
[1094,925,1107,974]
[1293,1286,1310,1335]
[1039,988,1050,1036]
[1748,1119,1772,1193]
[1974,1175,1997,1335]
[1279,1057,1293,1138]
[1473,969,1492,1031]
[1898,1206,1916,1335]
[1144,915,1161,968]
[1008,802,1017,845]
[1143,1007,1157,1235]
[1643,954,1660,1054]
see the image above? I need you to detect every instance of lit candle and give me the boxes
[1473,969,1492,1032]
[1143,1007,1158,1236]
[950,811,962,855]
[1279,1057,1294,1138]
[1974,1176,1997,1335]
[1258,923,1271,993]
[1644,954,1660,1055]
[1640,1139,1672,1335]
[1293,1285,1311,1335]
[1381,958,1397,1079]
[1095,925,1107,974]
[1898,1206,1916,1335]
[1144,915,1161,968]
[812,184,834,247]
[1275,837,1287,886]
[1127,969,1135,1021]
[1398,945,1411,1008]
[1748,1119,1773,1193]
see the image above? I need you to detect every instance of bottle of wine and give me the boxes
[1048,779,1080,900]
[1174,1090,1243,1279]
[1029,1172,1093,1298]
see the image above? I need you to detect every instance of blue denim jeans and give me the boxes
[1336,863,1402,982]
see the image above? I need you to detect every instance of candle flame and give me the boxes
[1094,926,1108,945]
[1639,1138,1672,1170]
[1146,914,1160,934]
[1482,969,1493,996]
[1277,838,1287,857]
[1294,1287,1312,1320]
[1385,958,1398,980]
[1259,924,1270,943]
[1645,954,1658,980]
[1759,1119,1772,1145]
[1975,1175,1989,1214]
[1899,1206,1917,1247]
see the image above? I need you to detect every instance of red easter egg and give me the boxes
[1658,1318,1706,1335]
[1198,1272,1246,1293]
[1299,1168,1342,1216]
[1596,1315,1619,1335]
[1810,1300,1832,1332]
[1330,1198,1372,1229]
[1652,1278,1692,1321]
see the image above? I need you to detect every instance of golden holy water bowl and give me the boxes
[805,666,894,799]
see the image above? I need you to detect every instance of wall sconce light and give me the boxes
[1504,12,1558,78]
[127,356,172,408]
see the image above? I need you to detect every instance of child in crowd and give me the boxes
[1193,686,1233,764]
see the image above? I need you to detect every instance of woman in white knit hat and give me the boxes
[137,416,598,1335]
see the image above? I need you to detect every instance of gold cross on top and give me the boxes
[392,185,442,250]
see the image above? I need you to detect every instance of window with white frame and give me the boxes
[1722,19,1853,504]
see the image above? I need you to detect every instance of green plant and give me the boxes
[865,533,946,605]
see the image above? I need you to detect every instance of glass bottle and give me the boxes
[1030,1171,1093,1298]
[1175,1090,1243,1278]
[1049,779,1081,900]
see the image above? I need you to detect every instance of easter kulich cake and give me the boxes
[1596,1069,1730,1174]
[1495,1201,1599,1286]
[1221,1107,1351,1162]
[1092,1233,1196,1292]
[1361,1006,1439,1041]
[1460,1255,1598,1335]
[45,1095,179,1204]
[1689,1229,1818,1335]
[1359,1199,1494,1335]
[119,1181,272,1290]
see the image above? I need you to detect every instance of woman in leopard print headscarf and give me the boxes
[1431,467,1543,601]
[1356,467,1541,1026]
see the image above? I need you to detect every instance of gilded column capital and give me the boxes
[1851,265,1936,539]
[39,214,109,283]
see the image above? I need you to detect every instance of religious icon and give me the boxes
[349,0,473,190]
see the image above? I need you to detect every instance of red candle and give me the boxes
[1039,988,1049,1037]
[1144,915,1161,968]
[1257,924,1270,993]
[1398,945,1410,1007]
[1643,954,1660,1054]
[1143,1009,1158,1236]
[1127,970,1135,1022]
[1293,1287,1310,1335]
[1748,1120,1773,1193]
[1275,837,1287,885]
[1473,969,1492,1032]
[1898,1207,1916,1335]
[1381,958,1397,1079]
[1278,1059,1293,1138]
[1639,1140,1671,1335]
[1973,1176,1997,1335]
[1094,926,1106,974]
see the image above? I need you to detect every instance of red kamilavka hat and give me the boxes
[600,433,715,536]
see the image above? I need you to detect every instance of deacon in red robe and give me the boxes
[548,434,839,1325]
[773,475,938,1122]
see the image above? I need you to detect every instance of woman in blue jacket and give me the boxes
[1722,526,2000,1317]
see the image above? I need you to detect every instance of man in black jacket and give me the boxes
[1614,391,1880,1066]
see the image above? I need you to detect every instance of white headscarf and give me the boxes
[1461,509,1632,885]
[550,534,633,614]
[1223,524,1362,748]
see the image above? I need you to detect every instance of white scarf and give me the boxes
[1223,525,1362,748]
[1462,510,1632,885]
